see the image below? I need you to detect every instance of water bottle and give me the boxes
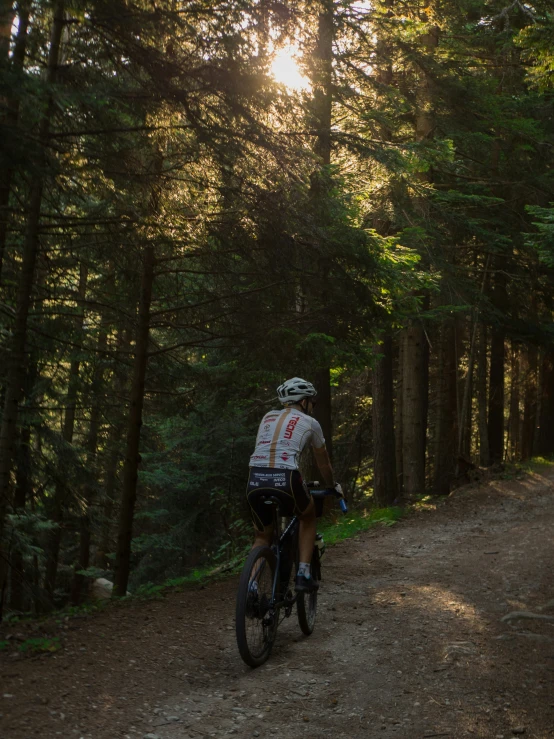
[315,533,326,561]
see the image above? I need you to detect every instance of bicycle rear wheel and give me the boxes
[296,548,319,635]
[236,546,277,667]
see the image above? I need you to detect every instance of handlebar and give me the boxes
[306,482,348,514]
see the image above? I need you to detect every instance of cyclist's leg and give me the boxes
[246,469,275,550]
[253,523,273,550]
[291,472,317,591]
[246,469,294,550]
[297,497,316,564]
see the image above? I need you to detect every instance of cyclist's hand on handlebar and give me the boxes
[330,482,347,513]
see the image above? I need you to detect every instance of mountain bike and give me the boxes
[235,484,347,668]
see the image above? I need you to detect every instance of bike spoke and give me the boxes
[236,547,277,667]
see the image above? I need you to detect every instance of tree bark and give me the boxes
[43,261,88,601]
[476,323,489,466]
[9,424,30,612]
[457,314,478,466]
[71,327,107,605]
[400,16,438,499]
[113,246,155,596]
[0,0,14,61]
[508,343,521,461]
[487,326,505,464]
[310,366,332,461]
[0,1,65,615]
[308,0,334,472]
[312,0,333,166]
[95,445,118,570]
[432,317,457,494]
[536,349,554,456]
[521,344,538,460]
[0,1,30,283]
[372,335,397,506]
[8,357,37,612]
[402,321,427,496]
[95,327,131,570]
[395,334,404,494]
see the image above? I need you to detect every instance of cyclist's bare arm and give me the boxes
[313,444,335,488]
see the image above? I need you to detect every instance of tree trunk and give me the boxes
[432,317,457,494]
[0,1,65,616]
[113,246,155,596]
[0,0,14,61]
[399,16,438,499]
[95,326,131,570]
[537,349,554,456]
[533,349,543,456]
[8,359,37,612]
[508,343,521,461]
[477,323,489,466]
[9,424,30,612]
[71,327,107,605]
[43,261,88,601]
[372,335,397,506]
[312,0,333,167]
[0,1,30,283]
[312,366,332,461]
[487,327,505,464]
[521,344,538,460]
[395,334,404,494]
[402,322,427,496]
[457,314,478,467]
[95,446,118,570]
[308,0,334,475]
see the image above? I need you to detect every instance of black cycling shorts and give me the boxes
[246,467,312,531]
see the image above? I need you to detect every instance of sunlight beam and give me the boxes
[270,46,310,92]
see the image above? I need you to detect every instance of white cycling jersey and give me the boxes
[249,408,325,470]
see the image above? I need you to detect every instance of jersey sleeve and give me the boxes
[310,418,326,449]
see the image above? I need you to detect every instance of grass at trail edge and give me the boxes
[9,458,554,621]
[0,505,407,620]
[317,506,404,546]
[134,505,405,598]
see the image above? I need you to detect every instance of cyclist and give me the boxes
[246,377,342,592]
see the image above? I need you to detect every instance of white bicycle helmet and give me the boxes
[277,377,317,405]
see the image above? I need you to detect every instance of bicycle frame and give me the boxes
[257,485,344,626]
[236,485,344,666]
[265,497,300,613]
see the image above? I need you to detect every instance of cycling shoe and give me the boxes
[294,574,319,593]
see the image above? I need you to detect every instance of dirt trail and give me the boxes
[2,468,554,739]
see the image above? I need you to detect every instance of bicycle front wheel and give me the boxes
[236,546,277,667]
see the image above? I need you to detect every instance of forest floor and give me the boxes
[2,466,554,739]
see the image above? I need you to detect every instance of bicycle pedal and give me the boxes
[294,574,319,593]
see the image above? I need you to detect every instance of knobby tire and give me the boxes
[236,546,277,667]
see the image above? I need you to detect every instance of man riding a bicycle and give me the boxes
[246,377,342,593]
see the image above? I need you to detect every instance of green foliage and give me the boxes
[525,205,554,266]
[75,567,106,580]
[16,637,61,654]
[529,456,554,466]
[318,507,405,546]
[1,0,554,610]
[516,10,554,90]
[59,602,103,618]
